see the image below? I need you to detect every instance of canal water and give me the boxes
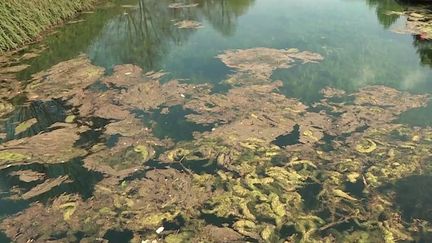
[1,0,432,242]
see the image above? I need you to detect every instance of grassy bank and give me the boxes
[0,0,96,52]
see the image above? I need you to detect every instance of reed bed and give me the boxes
[0,0,95,51]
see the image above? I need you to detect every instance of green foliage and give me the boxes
[0,0,96,51]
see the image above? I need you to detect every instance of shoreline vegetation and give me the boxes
[0,0,97,52]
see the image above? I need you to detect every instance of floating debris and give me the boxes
[20,52,40,61]
[90,64,210,113]
[121,4,136,8]
[320,87,346,98]
[156,226,164,234]
[67,19,86,24]
[168,3,198,9]
[174,20,203,29]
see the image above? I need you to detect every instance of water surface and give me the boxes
[1,0,432,242]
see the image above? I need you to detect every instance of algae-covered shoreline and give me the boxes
[0,0,97,52]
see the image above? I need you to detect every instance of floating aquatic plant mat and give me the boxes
[218,47,323,85]
[388,8,432,39]
[174,20,204,29]
[9,170,45,183]
[1,51,432,242]
[168,3,199,9]
[0,123,88,169]
[25,54,105,101]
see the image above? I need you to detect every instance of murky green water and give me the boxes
[1,0,432,242]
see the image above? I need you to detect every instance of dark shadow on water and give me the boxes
[279,224,296,239]
[0,198,29,219]
[105,134,121,148]
[377,175,432,242]
[155,159,219,175]
[1,100,68,143]
[0,232,11,243]
[271,124,300,147]
[163,215,186,231]
[135,105,213,142]
[318,133,337,152]
[0,158,104,214]
[397,100,432,127]
[103,229,133,243]
[200,213,237,227]
[75,117,111,149]
[344,178,366,199]
[298,181,322,211]
[182,159,220,174]
[75,129,104,149]
[391,175,432,222]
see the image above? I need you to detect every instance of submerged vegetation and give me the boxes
[0,0,96,51]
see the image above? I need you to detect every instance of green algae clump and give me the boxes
[355,139,377,153]
[0,151,28,162]
[14,118,38,134]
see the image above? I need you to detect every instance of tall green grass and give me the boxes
[0,0,96,52]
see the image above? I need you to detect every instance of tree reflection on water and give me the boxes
[88,0,255,70]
